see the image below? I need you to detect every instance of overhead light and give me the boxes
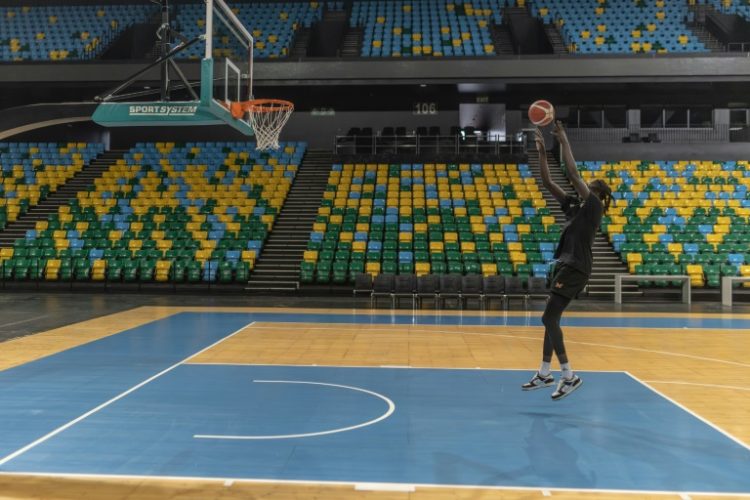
[420,84,427,87]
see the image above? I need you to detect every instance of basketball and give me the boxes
[528,100,555,126]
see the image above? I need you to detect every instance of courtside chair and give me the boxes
[460,273,483,309]
[504,275,527,308]
[415,273,440,309]
[527,276,550,304]
[482,275,506,309]
[438,273,462,309]
[371,272,395,308]
[353,272,373,298]
[392,273,417,308]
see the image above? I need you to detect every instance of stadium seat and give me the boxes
[531,0,709,54]
[0,4,156,61]
[588,159,750,289]
[353,0,499,58]
[0,142,102,232]
[1,141,305,283]
[305,161,556,283]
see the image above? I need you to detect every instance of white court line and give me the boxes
[0,321,257,467]
[355,483,415,492]
[644,380,750,392]
[189,361,625,373]
[0,471,748,498]
[194,380,395,440]
[243,325,750,370]
[0,314,49,329]
[249,318,750,332]
[626,372,750,453]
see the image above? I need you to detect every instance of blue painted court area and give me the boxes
[0,313,252,459]
[0,311,748,494]
[2,364,750,493]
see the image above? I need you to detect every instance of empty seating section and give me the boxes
[301,162,560,284]
[0,141,305,283]
[531,0,706,53]
[580,160,750,289]
[1,1,726,61]
[0,142,102,230]
[0,4,154,61]
[354,0,501,57]
[696,0,750,20]
[176,2,337,59]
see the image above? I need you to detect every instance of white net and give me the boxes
[247,100,294,151]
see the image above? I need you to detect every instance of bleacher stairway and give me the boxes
[527,150,640,299]
[490,25,515,55]
[0,150,125,248]
[341,26,364,57]
[245,149,332,292]
[543,23,568,54]
[290,27,313,58]
[687,3,726,52]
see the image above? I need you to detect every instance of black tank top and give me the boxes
[553,194,603,277]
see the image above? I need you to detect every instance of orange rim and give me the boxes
[230,99,294,119]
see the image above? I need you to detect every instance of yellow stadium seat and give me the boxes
[366,262,381,277]
[339,232,353,243]
[706,233,723,247]
[461,242,476,253]
[510,251,527,264]
[45,259,61,280]
[627,253,642,273]
[415,262,430,276]
[741,265,750,288]
[686,265,704,287]
[242,250,256,263]
[92,260,106,281]
[489,233,503,243]
[481,263,497,277]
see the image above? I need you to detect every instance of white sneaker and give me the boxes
[521,372,555,391]
[551,374,583,401]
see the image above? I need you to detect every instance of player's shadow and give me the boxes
[431,411,596,494]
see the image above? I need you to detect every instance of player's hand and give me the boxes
[551,120,568,145]
[534,127,546,154]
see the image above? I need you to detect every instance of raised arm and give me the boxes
[552,120,590,200]
[535,127,567,204]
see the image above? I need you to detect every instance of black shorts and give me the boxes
[548,263,589,300]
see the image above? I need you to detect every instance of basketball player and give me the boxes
[522,121,612,400]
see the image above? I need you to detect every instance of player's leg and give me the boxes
[542,292,584,400]
[542,292,572,368]
[521,298,560,391]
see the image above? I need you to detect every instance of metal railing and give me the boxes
[334,134,525,157]
[727,42,750,53]
[565,125,731,144]
[730,126,750,142]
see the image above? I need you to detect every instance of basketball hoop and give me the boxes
[230,99,294,151]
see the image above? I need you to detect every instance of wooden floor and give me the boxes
[1,306,750,499]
